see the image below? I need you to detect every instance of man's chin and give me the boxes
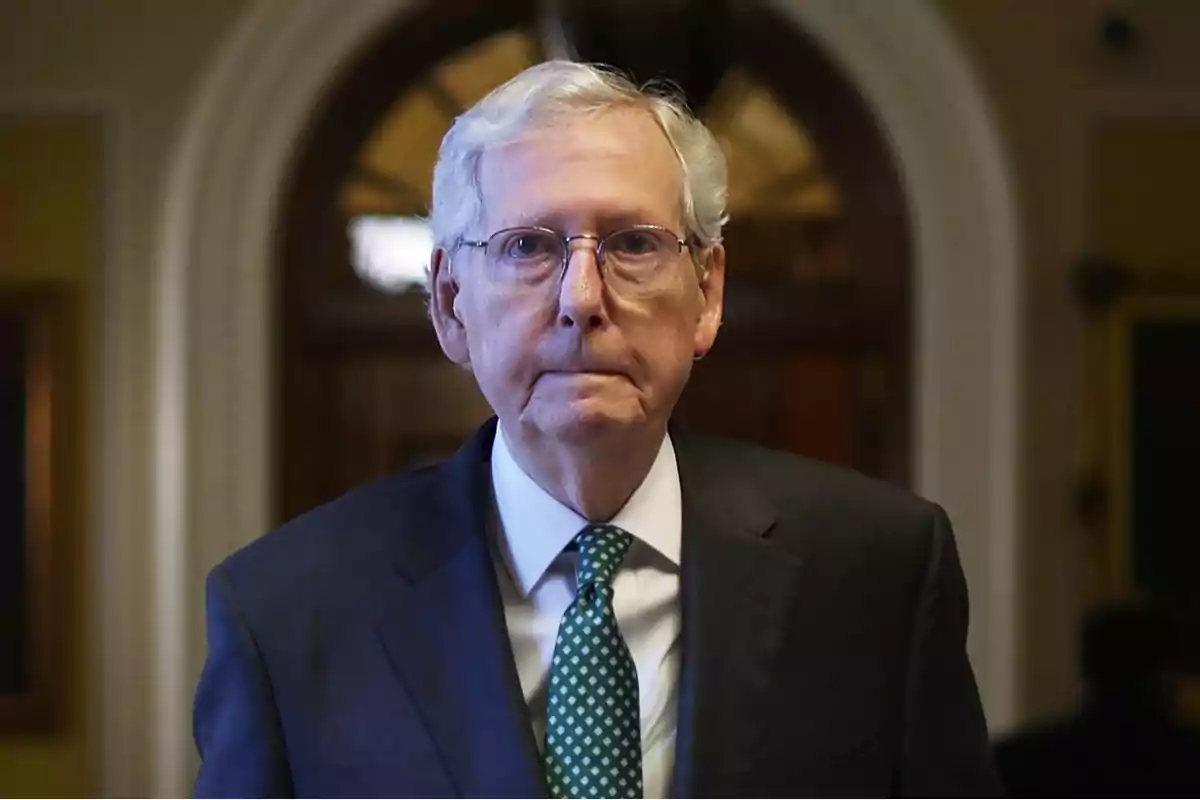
[523,402,647,444]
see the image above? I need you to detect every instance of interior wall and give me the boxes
[1091,120,1200,274]
[0,2,251,796]
[939,0,1200,723]
[0,114,101,798]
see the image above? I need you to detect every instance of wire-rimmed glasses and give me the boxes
[457,225,689,288]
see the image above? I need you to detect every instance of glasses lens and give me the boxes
[603,228,677,275]
[489,228,560,263]
[483,228,562,284]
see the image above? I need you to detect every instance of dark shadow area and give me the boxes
[994,602,1200,797]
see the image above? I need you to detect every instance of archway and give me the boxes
[277,1,913,520]
[135,0,1022,793]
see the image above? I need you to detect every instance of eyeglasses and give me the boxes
[457,225,689,288]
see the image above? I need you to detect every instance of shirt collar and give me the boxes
[490,423,682,597]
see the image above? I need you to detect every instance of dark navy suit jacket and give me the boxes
[193,420,1000,797]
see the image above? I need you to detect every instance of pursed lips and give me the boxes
[536,368,628,381]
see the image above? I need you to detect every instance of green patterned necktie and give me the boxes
[543,524,643,799]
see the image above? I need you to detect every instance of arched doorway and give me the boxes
[276,0,912,521]
[134,0,1020,793]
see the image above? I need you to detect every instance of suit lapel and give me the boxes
[669,433,804,797]
[375,421,547,798]
[367,421,803,797]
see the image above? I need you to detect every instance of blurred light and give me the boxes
[349,215,433,293]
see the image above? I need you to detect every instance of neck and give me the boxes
[501,422,665,521]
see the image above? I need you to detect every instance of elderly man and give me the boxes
[194,61,999,798]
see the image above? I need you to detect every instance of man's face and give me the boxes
[431,107,724,446]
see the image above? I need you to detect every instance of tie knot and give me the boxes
[573,524,633,587]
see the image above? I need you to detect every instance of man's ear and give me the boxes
[428,247,471,366]
[693,243,725,359]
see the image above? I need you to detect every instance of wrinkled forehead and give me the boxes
[476,107,686,232]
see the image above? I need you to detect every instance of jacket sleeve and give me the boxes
[194,566,293,797]
[898,505,1002,797]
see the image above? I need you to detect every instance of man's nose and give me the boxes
[556,242,606,330]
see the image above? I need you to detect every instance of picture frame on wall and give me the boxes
[0,285,72,733]
[1074,259,1200,599]
[1107,290,1200,727]
[1075,258,1200,726]
[1099,287,1200,603]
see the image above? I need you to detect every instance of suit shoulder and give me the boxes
[684,432,937,521]
[210,464,442,604]
[680,434,952,604]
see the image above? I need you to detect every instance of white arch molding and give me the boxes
[136,0,1022,794]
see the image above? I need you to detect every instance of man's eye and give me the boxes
[504,234,555,259]
[611,231,657,256]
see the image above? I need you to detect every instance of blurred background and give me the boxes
[1,0,1198,795]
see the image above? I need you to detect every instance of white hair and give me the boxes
[429,60,729,257]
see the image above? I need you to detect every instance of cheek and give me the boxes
[463,290,545,373]
[621,292,701,373]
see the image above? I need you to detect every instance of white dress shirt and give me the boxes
[490,425,683,799]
